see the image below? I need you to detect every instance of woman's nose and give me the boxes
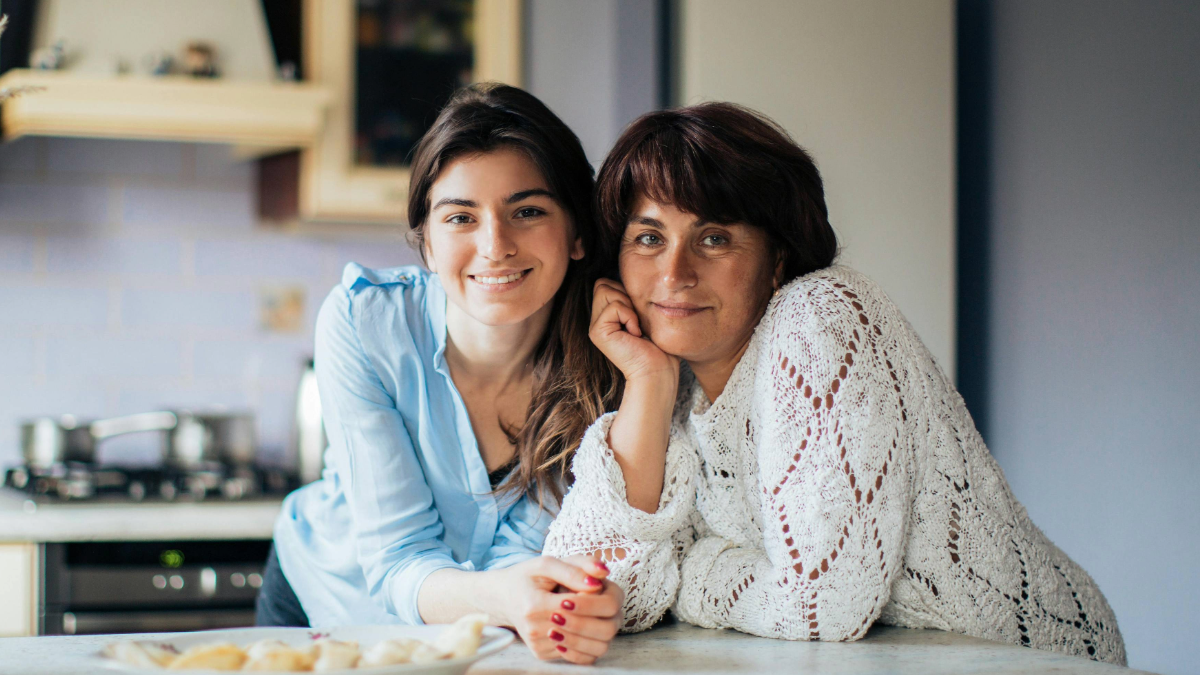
[478,216,517,260]
[661,246,698,290]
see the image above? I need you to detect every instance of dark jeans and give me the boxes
[255,544,310,627]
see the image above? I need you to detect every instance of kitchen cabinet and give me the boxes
[298,0,522,223]
[0,543,38,637]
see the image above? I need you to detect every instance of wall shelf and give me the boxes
[0,70,331,151]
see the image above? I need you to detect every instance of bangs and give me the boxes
[596,102,836,282]
[617,122,752,227]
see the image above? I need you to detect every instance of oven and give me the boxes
[41,540,271,635]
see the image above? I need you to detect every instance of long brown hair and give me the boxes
[407,83,621,504]
[594,102,838,282]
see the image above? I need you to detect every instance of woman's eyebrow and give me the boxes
[506,188,555,203]
[432,197,476,210]
[630,215,664,228]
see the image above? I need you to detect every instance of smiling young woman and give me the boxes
[261,84,623,665]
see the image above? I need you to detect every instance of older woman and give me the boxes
[544,102,1126,664]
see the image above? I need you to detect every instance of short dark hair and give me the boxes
[595,102,838,282]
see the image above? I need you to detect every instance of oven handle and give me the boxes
[60,609,257,635]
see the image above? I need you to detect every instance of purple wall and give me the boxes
[978,2,1200,673]
[0,138,419,466]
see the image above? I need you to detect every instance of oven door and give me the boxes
[42,540,270,636]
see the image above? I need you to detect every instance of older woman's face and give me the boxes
[618,196,778,367]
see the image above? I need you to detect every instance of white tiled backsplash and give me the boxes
[0,137,420,467]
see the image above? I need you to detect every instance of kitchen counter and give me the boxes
[0,490,281,543]
[0,623,1152,674]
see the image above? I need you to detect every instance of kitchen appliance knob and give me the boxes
[160,481,177,501]
[169,574,184,590]
[248,573,263,589]
[128,480,146,501]
[200,567,217,596]
[230,572,246,588]
[152,574,167,589]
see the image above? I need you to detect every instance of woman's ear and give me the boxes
[570,236,585,261]
[423,238,438,273]
[772,252,786,291]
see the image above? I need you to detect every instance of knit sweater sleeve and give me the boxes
[543,391,701,633]
[675,279,913,641]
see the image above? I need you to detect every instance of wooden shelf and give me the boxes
[0,70,331,150]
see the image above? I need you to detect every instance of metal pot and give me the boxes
[21,412,179,469]
[165,412,257,469]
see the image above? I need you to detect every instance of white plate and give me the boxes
[94,624,515,675]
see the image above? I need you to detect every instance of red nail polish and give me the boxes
[561,599,575,610]
[556,645,567,653]
[585,576,602,586]
[595,561,609,572]
[551,613,566,626]
[550,630,564,642]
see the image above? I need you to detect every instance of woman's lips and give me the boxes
[651,302,708,318]
[468,268,531,292]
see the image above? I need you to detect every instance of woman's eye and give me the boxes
[447,214,473,225]
[702,234,728,246]
[514,207,544,219]
[635,233,662,246]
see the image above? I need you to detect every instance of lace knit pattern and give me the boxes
[544,265,1126,665]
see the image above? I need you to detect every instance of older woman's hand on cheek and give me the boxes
[494,555,620,664]
[591,279,680,514]
[590,279,679,384]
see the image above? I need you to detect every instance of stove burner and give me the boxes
[4,463,299,503]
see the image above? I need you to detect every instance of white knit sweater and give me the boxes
[545,266,1125,665]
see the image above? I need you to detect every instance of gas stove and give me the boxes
[4,462,299,503]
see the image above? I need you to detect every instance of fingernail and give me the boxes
[550,630,564,642]
[595,561,609,572]
[561,599,575,610]
[556,645,567,653]
[551,613,566,626]
[585,576,602,586]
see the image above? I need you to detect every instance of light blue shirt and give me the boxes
[274,264,554,627]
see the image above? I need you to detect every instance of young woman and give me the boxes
[261,84,623,665]
[544,102,1127,664]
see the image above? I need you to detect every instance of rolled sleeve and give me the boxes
[315,286,463,626]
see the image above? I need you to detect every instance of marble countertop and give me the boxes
[0,490,281,543]
[0,623,1152,674]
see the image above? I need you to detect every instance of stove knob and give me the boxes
[169,575,185,590]
[152,574,167,590]
[200,567,218,597]
[160,481,177,501]
[128,480,146,501]
[230,572,246,588]
[9,467,29,489]
[248,573,263,589]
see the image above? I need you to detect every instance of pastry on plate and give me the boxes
[166,643,246,671]
[310,639,361,671]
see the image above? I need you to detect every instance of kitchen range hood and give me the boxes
[0,70,330,151]
[0,0,330,153]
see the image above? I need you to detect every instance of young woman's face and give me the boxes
[424,147,582,327]
[618,196,778,366]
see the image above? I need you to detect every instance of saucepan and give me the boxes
[20,411,257,470]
